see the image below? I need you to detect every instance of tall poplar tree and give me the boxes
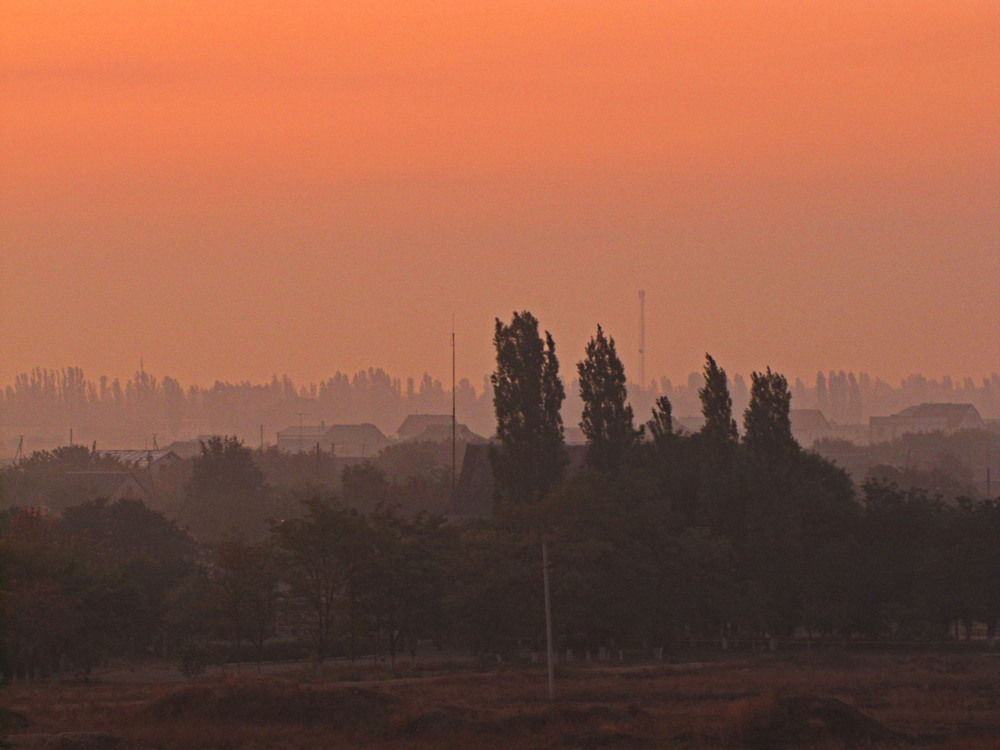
[699,354,738,447]
[578,325,641,473]
[743,368,797,460]
[490,311,567,505]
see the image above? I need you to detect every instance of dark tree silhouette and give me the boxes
[578,325,641,473]
[490,311,566,505]
[743,368,797,460]
[698,354,738,446]
[181,436,270,541]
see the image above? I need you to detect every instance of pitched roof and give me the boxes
[276,425,329,439]
[402,423,487,444]
[97,449,181,468]
[397,414,453,439]
[64,471,149,499]
[895,403,982,427]
[323,423,390,442]
[789,409,832,433]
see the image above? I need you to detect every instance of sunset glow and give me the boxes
[2,1,998,388]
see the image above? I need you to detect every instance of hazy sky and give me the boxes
[3,1,998,389]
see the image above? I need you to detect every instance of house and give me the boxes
[97,449,182,474]
[869,403,986,443]
[673,416,705,435]
[162,436,223,459]
[402,423,488,444]
[397,414,454,441]
[789,409,833,448]
[63,471,149,501]
[276,425,330,454]
[276,423,391,457]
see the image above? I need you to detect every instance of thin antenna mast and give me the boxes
[638,289,646,390]
[451,315,457,496]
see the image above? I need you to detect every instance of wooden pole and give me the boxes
[543,538,555,700]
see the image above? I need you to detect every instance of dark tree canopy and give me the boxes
[698,354,738,446]
[181,435,270,541]
[490,311,567,505]
[578,325,641,473]
[743,368,797,460]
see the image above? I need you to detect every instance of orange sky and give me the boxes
[2,1,998,390]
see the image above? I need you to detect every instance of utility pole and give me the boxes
[543,538,555,700]
[452,316,457,497]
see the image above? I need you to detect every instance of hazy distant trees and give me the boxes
[489,311,567,506]
[0,365,498,457]
[578,325,642,474]
[2,364,998,464]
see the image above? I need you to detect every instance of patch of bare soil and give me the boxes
[145,680,401,733]
[741,694,915,749]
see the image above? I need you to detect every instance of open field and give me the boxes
[4,652,1000,749]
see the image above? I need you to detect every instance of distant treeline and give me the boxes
[2,366,997,455]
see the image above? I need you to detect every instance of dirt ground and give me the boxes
[4,651,999,749]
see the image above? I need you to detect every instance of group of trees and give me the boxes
[0,490,461,681]
[2,312,998,683]
[1,499,196,680]
[485,311,1000,648]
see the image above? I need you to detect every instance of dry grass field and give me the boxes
[3,651,999,749]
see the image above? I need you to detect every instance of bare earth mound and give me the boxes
[742,694,914,749]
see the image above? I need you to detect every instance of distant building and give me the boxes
[63,471,149,501]
[401,423,487,444]
[869,403,986,443]
[162,436,219,459]
[276,423,391,457]
[673,416,705,435]
[789,409,833,447]
[275,425,330,454]
[97,449,182,473]
[397,414,454,441]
